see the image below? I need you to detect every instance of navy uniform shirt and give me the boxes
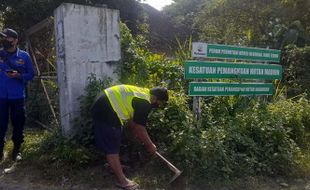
[0,48,34,99]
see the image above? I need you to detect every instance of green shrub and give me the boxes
[22,22,310,183]
[119,23,187,90]
[147,90,202,176]
[183,97,305,179]
[282,45,310,98]
[22,130,96,168]
[24,75,111,167]
[73,74,112,148]
[268,96,310,147]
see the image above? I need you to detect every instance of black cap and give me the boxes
[0,28,18,39]
[150,87,169,102]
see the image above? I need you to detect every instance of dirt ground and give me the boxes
[1,159,310,190]
[0,160,115,190]
[0,128,309,190]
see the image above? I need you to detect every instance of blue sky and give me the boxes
[143,0,173,10]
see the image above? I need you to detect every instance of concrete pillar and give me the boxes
[54,3,121,136]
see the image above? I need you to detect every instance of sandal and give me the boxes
[115,182,139,190]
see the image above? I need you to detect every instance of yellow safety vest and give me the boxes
[104,85,150,125]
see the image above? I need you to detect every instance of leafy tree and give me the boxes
[281,45,310,97]
[279,0,310,34]
[194,0,283,47]
[163,0,205,41]
[164,0,309,48]
[276,20,309,48]
[0,0,145,36]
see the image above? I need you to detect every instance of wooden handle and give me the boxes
[155,151,181,173]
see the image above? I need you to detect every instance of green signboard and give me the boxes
[184,61,282,80]
[192,43,281,62]
[189,82,273,96]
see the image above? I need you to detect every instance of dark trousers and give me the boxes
[0,98,25,152]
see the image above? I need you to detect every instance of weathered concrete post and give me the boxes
[54,3,121,136]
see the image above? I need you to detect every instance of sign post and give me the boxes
[189,82,274,96]
[187,42,282,127]
[192,43,281,63]
[184,61,282,80]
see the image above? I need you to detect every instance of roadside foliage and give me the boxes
[2,0,308,185]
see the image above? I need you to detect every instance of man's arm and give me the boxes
[21,53,34,82]
[6,53,34,80]
[128,120,157,154]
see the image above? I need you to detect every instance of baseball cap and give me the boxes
[150,87,169,102]
[0,28,18,39]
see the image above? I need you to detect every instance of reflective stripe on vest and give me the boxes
[104,85,150,125]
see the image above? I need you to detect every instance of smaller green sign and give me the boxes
[189,82,273,96]
[184,61,282,80]
[192,43,281,63]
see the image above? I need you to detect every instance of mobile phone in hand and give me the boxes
[5,69,17,74]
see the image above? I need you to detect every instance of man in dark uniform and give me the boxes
[0,28,34,161]
[91,85,168,190]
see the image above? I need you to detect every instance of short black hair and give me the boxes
[150,87,168,101]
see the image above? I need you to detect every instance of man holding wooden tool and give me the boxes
[91,85,169,190]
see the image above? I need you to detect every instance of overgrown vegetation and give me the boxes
[1,0,308,188]
[282,45,310,98]
[164,0,309,48]
[0,0,146,35]
[20,23,310,187]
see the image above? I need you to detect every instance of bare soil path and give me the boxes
[1,160,310,190]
